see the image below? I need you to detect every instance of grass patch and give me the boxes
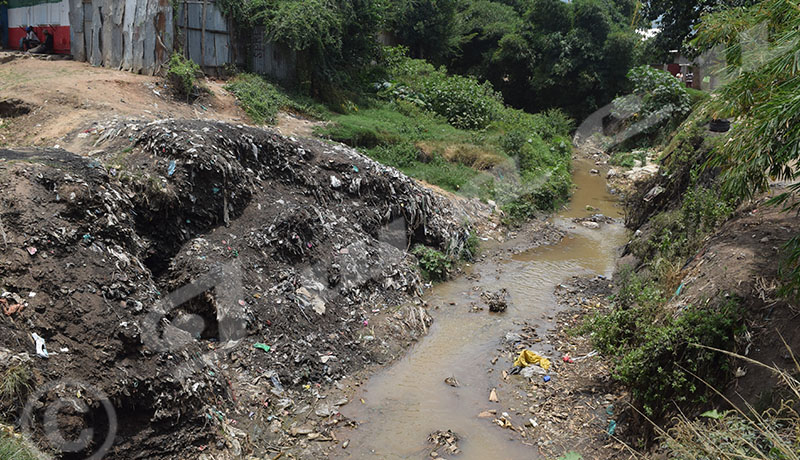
[225,73,325,124]
[0,364,31,407]
[0,433,37,460]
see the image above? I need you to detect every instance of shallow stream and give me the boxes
[333,160,627,459]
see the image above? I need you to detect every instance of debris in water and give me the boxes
[481,288,508,312]
[427,430,460,456]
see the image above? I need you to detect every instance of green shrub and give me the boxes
[412,245,452,281]
[417,72,503,130]
[501,163,572,222]
[583,270,744,418]
[167,53,202,99]
[462,230,480,261]
[609,150,647,168]
[224,73,290,124]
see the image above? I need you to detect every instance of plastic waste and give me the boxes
[254,343,271,353]
[167,160,176,176]
[543,375,551,383]
[514,350,551,371]
[32,333,48,358]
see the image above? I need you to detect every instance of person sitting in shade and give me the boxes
[29,30,54,54]
[20,26,40,51]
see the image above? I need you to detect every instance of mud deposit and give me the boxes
[333,160,627,459]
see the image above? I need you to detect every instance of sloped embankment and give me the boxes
[0,120,472,458]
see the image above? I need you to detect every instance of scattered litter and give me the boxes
[543,375,551,383]
[32,333,48,358]
[427,430,460,456]
[489,388,499,402]
[1,299,23,316]
[26,247,37,256]
[444,376,460,387]
[167,160,176,176]
[254,343,271,353]
[514,350,551,371]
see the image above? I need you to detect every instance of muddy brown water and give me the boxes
[333,160,627,459]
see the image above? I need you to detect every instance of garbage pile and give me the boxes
[0,120,473,459]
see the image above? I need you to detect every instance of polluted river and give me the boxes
[333,160,628,459]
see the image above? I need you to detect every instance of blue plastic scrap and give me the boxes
[167,160,176,176]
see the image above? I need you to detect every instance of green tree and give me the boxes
[641,0,758,59]
[449,0,522,82]
[386,0,459,63]
[693,0,800,294]
[493,0,639,119]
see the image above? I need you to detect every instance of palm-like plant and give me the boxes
[693,0,800,294]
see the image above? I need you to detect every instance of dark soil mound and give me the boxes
[0,121,470,459]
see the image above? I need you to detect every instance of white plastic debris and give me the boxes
[32,333,49,358]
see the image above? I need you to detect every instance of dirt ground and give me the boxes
[0,53,248,149]
[656,193,800,408]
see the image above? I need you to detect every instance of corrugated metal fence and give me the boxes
[6,0,298,80]
[175,0,230,74]
[174,0,295,81]
[68,0,173,76]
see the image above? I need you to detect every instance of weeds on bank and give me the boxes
[0,364,31,408]
[225,73,325,124]
[167,53,203,101]
[0,433,37,460]
[659,343,800,460]
[582,269,744,418]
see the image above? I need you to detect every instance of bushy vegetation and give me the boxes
[611,65,693,148]
[224,73,322,124]
[583,270,744,418]
[316,51,575,216]
[412,245,452,282]
[167,53,202,99]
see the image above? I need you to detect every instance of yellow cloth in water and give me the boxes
[514,350,551,371]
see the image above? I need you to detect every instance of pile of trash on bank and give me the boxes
[0,120,473,459]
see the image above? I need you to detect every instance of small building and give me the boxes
[3,0,71,54]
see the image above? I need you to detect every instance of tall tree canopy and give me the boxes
[492,0,640,119]
[642,0,758,59]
